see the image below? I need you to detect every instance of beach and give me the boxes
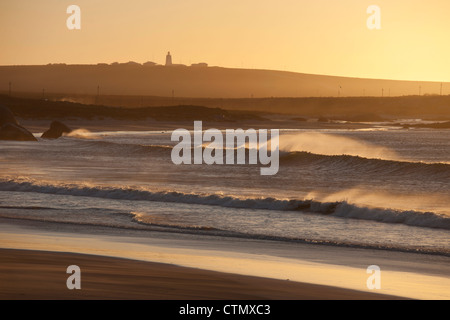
[1,219,449,300]
[1,248,401,300]
[2,0,450,303]
[1,97,449,301]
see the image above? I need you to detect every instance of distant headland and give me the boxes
[1,61,448,99]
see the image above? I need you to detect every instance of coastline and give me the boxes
[2,0,449,304]
[0,248,402,300]
[16,116,378,136]
[1,220,449,300]
[1,100,449,300]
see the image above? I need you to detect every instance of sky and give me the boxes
[1,0,449,82]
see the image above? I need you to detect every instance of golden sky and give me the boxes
[1,0,449,82]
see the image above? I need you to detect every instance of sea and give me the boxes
[0,125,449,256]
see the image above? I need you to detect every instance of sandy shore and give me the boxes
[1,220,449,300]
[0,248,402,300]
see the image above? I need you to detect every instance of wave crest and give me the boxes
[0,178,448,230]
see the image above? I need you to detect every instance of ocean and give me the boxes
[0,126,449,256]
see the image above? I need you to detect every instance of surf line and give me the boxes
[171,121,279,175]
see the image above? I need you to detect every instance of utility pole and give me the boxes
[382,88,384,97]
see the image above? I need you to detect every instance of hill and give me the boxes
[1,64,448,99]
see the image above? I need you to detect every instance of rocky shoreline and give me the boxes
[0,105,71,141]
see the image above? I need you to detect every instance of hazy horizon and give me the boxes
[1,0,450,82]
[3,61,450,86]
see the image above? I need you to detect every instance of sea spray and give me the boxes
[279,132,401,161]
[0,178,448,230]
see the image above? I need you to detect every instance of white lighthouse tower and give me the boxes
[165,51,172,66]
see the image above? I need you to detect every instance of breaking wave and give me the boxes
[0,178,448,230]
[61,139,450,179]
[280,151,450,178]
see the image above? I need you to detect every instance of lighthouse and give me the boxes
[165,51,172,66]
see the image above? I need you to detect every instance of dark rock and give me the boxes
[0,104,37,141]
[0,105,19,126]
[0,123,37,141]
[41,121,72,139]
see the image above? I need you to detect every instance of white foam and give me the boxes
[0,178,448,230]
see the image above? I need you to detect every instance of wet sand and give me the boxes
[0,248,402,300]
